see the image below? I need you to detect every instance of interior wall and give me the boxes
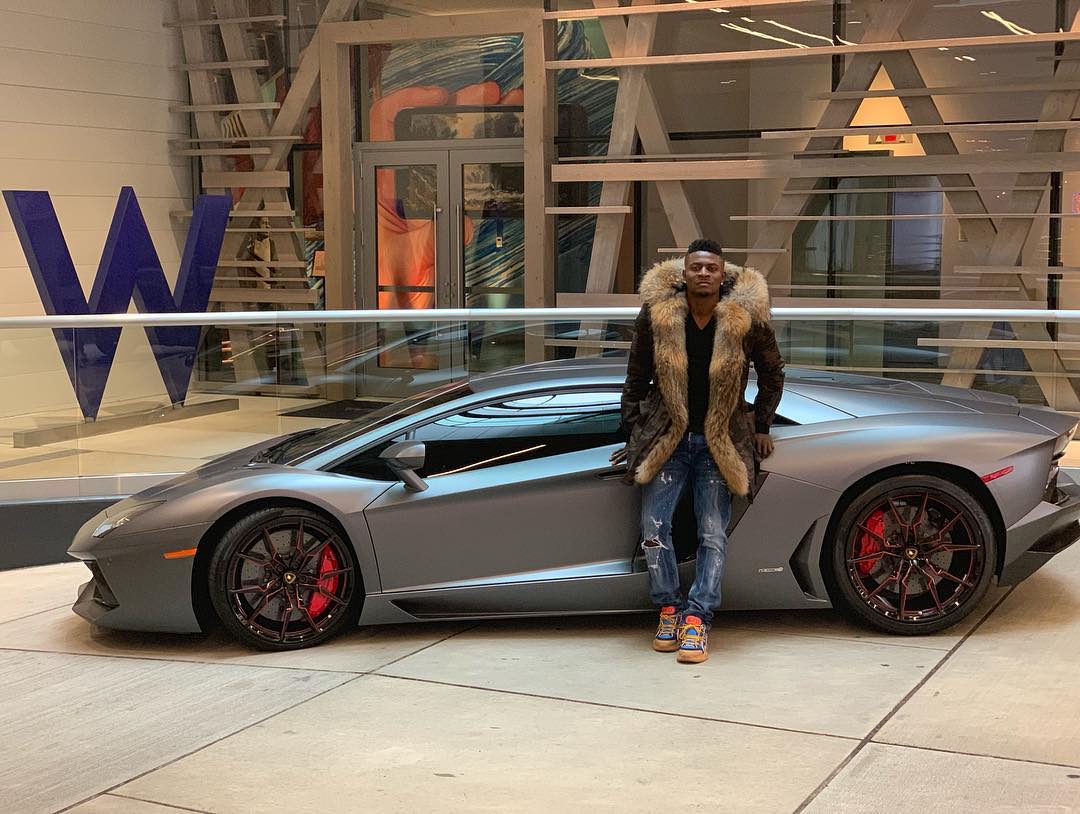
[0,0,189,417]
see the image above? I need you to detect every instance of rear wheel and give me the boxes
[826,475,996,635]
[208,507,362,651]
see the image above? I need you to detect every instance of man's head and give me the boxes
[683,238,725,297]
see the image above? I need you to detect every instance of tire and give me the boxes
[208,507,363,651]
[825,474,997,636]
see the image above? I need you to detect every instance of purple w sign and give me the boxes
[3,187,231,420]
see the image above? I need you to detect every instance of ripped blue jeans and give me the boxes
[640,432,732,625]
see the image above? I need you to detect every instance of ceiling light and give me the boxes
[980,10,1036,36]
[763,19,854,47]
[683,0,730,14]
[721,21,809,49]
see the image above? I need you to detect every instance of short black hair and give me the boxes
[686,238,723,258]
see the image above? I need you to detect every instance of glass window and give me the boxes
[331,390,623,481]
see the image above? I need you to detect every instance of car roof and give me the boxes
[469,357,1020,412]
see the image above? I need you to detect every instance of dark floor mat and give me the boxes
[281,399,384,420]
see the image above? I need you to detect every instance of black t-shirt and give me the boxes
[686,314,716,434]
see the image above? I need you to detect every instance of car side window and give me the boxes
[330,390,623,481]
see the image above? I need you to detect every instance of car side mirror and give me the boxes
[380,441,428,492]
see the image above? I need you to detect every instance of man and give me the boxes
[614,238,785,663]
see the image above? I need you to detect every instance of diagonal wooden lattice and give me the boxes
[735,0,1080,409]
[175,0,363,391]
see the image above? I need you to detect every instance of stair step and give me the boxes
[171,208,295,219]
[174,60,270,71]
[213,275,312,283]
[210,288,320,304]
[202,171,290,188]
[218,259,308,269]
[171,102,280,113]
[171,135,301,144]
[172,147,272,157]
[165,15,286,28]
[223,227,306,234]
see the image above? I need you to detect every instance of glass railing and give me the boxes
[0,306,1077,493]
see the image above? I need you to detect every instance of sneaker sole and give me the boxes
[676,649,709,663]
[652,639,681,653]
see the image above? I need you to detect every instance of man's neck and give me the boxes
[686,291,720,320]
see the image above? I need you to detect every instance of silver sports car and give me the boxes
[70,358,1080,650]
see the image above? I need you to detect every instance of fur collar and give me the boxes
[638,257,771,325]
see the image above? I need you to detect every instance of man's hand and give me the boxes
[753,433,774,459]
[610,446,628,466]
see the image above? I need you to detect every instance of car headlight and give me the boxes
[92,502,165,538]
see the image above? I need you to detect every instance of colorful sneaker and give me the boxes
[651,606,682,652]
[677,615,709,663]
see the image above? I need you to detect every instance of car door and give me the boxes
[359,389,649,615]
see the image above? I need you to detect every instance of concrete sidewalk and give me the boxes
[1,547,1079,814]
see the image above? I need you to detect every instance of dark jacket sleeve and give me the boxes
[749,320,785,434]
[621,304,654,438]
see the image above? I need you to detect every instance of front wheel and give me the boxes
[208,507,363,651]
[826,475,997,635]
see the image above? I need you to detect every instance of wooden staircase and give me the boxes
[170,0,362,393]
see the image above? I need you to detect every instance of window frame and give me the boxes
[321,383,626,480]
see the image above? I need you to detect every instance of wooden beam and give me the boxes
[173,59,269,70]
[545,0,829,20]
[202,171,290,188]
[546,32,1080,71]
[170,102,280,113]
[171,135,302,144]
[166,15,286,27]
[323,11,540,44]
[596,3,702,247]
[780,185,1050,195]
[733,213,1080,221]
[256,1,363,176]
[743,0,918,275]
[955,266,1080,275]
[210,288,319,304]
[814,81,1080,100]
[218,259,308,268]
[172,147,273,157]
[552,151,1080,183]
[559,149,854,161]
[546,206,633,215]
[919,339,1080,350]
[523,8,556,319]
[583,0,659,315]
[320,28,353,310]
[657,247,788,253]
[761,121,1080,140]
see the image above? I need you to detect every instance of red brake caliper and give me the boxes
[856,509,886,576]
[307,546,341,617]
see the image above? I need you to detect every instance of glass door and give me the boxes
[356,150,459,399]
[353,145,524,399]
[450,148,525,373]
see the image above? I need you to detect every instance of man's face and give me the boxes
[683,251,725,297]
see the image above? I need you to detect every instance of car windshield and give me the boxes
[252,381,473,465]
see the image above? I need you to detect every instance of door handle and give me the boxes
[597,467,628,481]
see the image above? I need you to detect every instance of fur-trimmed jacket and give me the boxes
[620,258,785,497]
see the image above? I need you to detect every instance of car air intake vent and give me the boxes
[86,561,119,609]
[1031,521,1080,555]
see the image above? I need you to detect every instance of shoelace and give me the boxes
[681,625,707,650]
[656,613,680,639]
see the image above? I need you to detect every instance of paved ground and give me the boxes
[2,547,1079,814]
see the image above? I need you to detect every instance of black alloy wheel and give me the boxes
[209,507,362,650]
[826,474,996,635]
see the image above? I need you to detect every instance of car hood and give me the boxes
[785,369,1025,419]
